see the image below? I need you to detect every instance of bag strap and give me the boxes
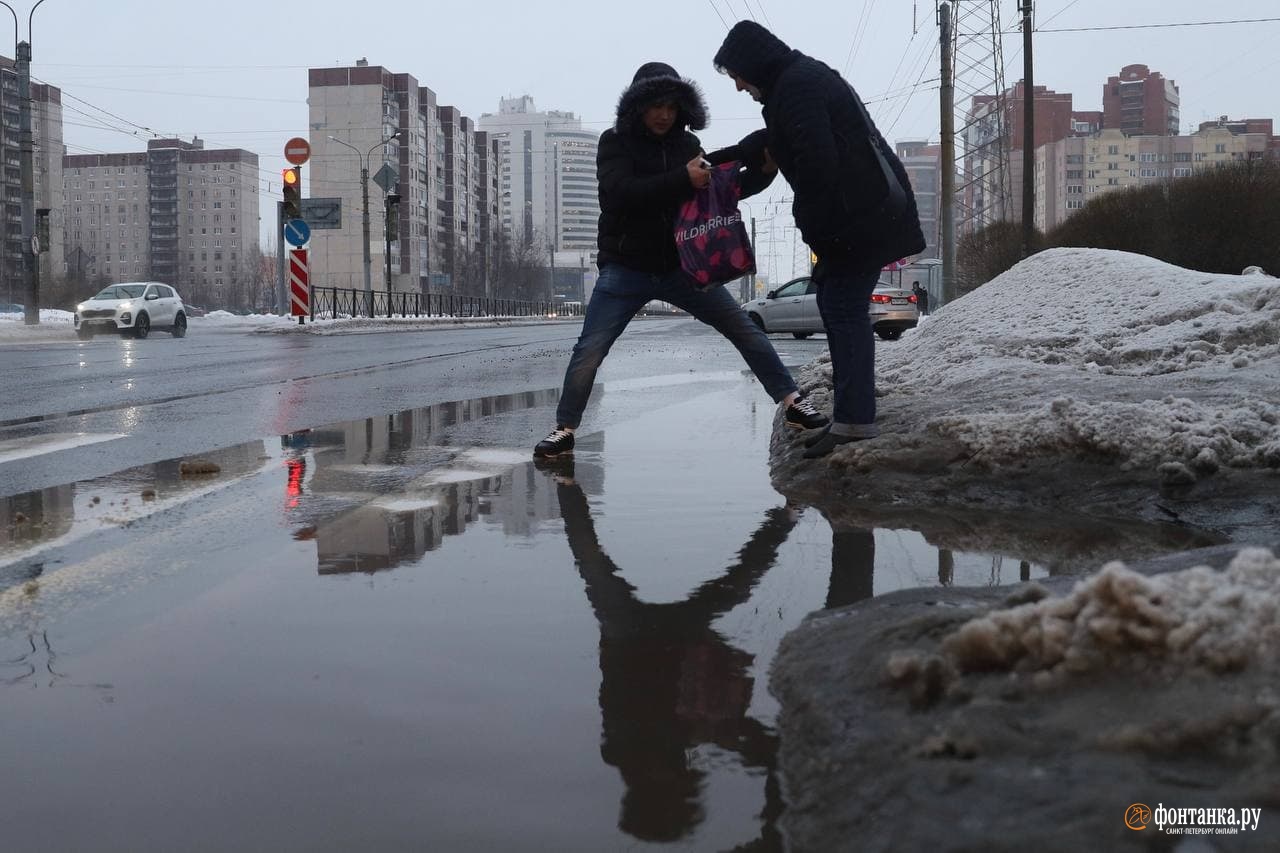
[843,78,908,216]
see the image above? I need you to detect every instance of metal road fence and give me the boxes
[309,287,584,321]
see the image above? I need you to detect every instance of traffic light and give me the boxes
[282,167,301,219]
[385,192,401,240]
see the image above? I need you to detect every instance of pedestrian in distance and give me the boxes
[713,22,926,459]
[912,280,929,316]
[533,61,829,458]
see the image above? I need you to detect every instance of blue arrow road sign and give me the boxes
[284,218,311,247]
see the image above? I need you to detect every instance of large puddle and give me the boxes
[0,376,1225,851]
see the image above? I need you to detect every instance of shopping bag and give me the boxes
[674,163,756,289]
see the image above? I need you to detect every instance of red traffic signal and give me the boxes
[282,167,302,219]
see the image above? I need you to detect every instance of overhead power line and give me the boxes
[1038,16,1280,33]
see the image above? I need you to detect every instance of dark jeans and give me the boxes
[555,264,798,428]
[814,268,880,425]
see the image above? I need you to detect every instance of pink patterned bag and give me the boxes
[674,163,756,290]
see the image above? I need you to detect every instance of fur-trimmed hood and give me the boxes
[614,62,708,136]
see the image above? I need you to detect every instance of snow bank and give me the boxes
[857,249,1280,476]
[934,547,1280,681]
[882,249,1280,384]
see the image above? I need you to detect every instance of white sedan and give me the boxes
[74,282,189,340]
[741,276,919,340]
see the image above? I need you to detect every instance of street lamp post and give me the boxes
[1,0,49,326]
[328,129,399,293]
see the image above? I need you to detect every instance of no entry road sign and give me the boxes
[285,137,311,166]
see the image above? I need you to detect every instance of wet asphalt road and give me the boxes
[1,318,799,496]
[0,319,1217,850]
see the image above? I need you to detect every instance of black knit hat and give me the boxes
[614,61,709,135]
[713,21,794,91]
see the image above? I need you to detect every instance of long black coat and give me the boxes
[715,22,926,274]
[596,69,707,274]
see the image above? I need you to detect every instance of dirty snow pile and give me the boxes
[944,547,1280,678]
[893,547,1280,687]
[867,249,1280,475]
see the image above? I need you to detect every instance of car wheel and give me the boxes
[133,313,150,339]
[748,312,767,333]
[76,327,94,341]
[792,332,812,340]
[876,329,902,341]
[171,312,187,338]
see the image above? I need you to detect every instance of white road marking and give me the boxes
[0,432,124,466]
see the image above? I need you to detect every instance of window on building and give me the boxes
[1107,145,1119,155]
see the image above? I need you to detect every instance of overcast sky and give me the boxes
[22,0,1280,282]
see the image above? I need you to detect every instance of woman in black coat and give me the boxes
[533,62,828,458]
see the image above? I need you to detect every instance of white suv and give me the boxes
[74,282,188,340]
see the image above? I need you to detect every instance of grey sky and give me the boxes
[22,0,1280,281]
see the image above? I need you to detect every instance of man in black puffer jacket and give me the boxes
[714,22,927,458]
[534,62,828,458]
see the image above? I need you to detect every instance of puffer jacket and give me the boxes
[596,63,708,273]
[714,22,926,273]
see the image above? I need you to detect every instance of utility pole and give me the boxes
[939,1,957,304]
[749,215,756,302]
[1019,0,1035,258]
[359,163,371,292]
[276,202,285,313]
[18,39,36,324]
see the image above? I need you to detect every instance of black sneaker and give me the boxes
[784,395,829,431]
[534,426,575,458]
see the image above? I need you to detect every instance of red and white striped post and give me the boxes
[288,248,310,324]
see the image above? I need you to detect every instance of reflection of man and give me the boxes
[825,526,875,608]
[545,458,791,844]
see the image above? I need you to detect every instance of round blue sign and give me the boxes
[284,218,311,247]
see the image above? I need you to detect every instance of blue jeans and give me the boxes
[814,268,880,426]
[555,264,799,428]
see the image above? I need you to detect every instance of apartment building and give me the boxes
[895,140,939,259]
[473,131,501,294]
[1103,64,1180,136]
[438,106,477,285]
[477,97,600,258]
[310,61,511,294]
[62,138,258,299]
[1034,126,1272,231]
[0,59,64,296]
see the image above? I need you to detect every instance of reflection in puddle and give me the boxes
[0,379,1232,851]
[1,439,269,581]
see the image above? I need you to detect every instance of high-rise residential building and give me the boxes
[1103,64,1180,136]
[62,138,258,300]
[1034,125,1271,231]
[473,131,501,294]
[308,63,412,292]
[895,140,940,259]
[438,106,477,285]
[309,61,501,294]
[0,59,64,295]
[477,97,600,258]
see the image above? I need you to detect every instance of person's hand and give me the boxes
[686,155,711,189]
[761,147,778,175]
